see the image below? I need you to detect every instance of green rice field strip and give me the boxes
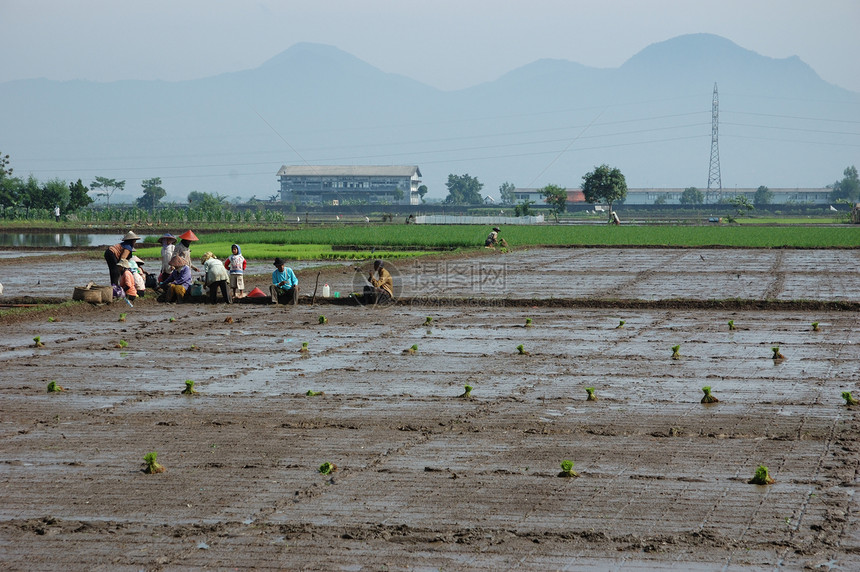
[140,225,859,253]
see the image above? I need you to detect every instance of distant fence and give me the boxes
[414,215,544,225]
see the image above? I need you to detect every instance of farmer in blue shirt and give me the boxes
[270,257,299,305]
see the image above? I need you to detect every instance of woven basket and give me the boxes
[73,284,113,304]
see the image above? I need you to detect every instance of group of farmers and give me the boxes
[102,230,395,307]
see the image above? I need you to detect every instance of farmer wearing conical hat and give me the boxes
[484,227,501,247]
[104,230,140,286]
[173,230,200,272]
[158,254,193,303]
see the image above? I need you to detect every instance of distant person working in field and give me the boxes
[270,257,299,305]
[484,227,507,248]
[610,211,621,225]
[54,205,60,222]
[363,259,393,304]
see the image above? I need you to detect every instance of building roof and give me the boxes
[277,165,421,178]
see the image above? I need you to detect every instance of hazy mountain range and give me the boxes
[2,33,858,203]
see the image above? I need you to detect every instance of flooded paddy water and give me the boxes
[0,247,858,569]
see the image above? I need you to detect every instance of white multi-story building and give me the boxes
[277,165,422,205]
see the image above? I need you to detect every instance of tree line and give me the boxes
[442,165,628,219]
[0,151,263,221]
[442,164,858,211]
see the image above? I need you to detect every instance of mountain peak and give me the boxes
[259,42,366,71]
[621,33,758,69]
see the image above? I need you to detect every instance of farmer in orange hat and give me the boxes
[174,230,200,272]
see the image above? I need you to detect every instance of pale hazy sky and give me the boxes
[2,0,860,93]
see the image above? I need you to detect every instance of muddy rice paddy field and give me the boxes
[1,247,859,570]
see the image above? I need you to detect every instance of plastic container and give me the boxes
[322,284,331,298]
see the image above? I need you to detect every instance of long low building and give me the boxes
[277,165,422,206]
[626,188,832,205]
[510,187,833,206]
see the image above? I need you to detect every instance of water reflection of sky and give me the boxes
[0,233,124,247]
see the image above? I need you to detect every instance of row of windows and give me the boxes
[284,177,410,185]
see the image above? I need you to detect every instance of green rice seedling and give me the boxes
[771,346,785,360]
[143,451,166,474]
[558,460,579,478]
[671,345,681,360]
[424,316,433,326]
[727,320,736,331]
[811,322,820,332]
[182,380,197,395]
[47,381,64,393]
[33,336,45,348]
[48,317,56,323]
[842,391,858,406]
[616,320,625,329]
[300,342,309,353]
[318,315,327,324]
[701,386,719,403]
[318,462,336,475]
[403,344,418,355]
[517,344,529,355]
[459,384,473,398]
[119,313,127,322]
[748,465,774,485]
[169,317,176,322]
[525,318,533,327]
[116,339,128,348]
[306,390,325,396]
[585,387,597,401]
